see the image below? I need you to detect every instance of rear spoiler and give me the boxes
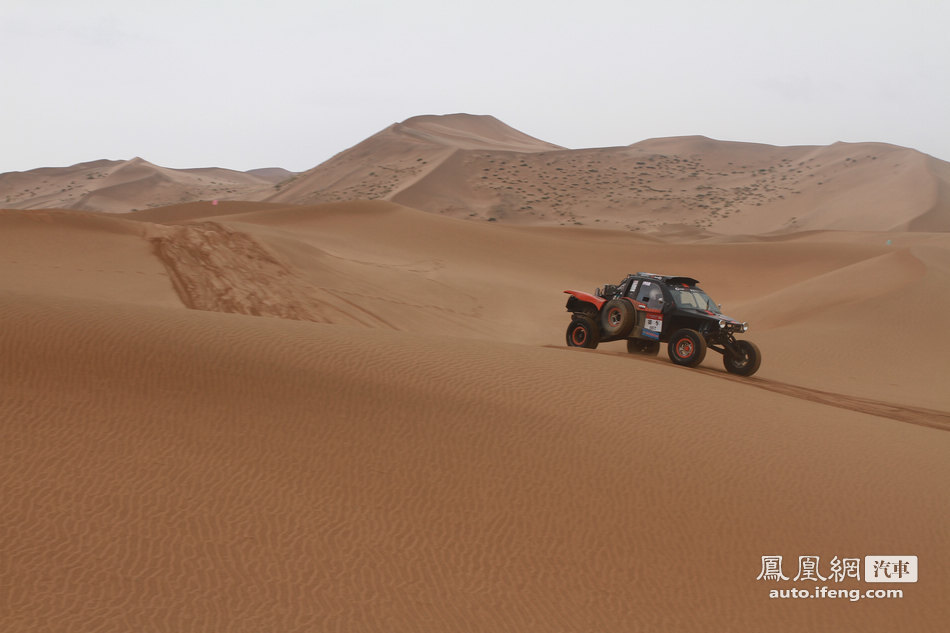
[668,277,700,286]
[634,272,700,286]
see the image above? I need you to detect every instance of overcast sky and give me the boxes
[2,0,948,174]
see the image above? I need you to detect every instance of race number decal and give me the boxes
[643,313,663,340]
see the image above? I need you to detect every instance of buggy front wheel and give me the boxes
[723,340,761,376]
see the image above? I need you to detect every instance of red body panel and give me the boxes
[564,290,606,310]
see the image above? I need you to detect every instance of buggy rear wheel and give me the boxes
[566,316,599,349]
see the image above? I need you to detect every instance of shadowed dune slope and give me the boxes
[2,293,948,633]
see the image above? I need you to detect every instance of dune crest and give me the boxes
[266,114,561,207]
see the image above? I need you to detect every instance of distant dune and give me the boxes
[0,157,282,213]
[266,114,563,207]
[3,114,948,233]
[245,167,296,183]
[266,117,950,233]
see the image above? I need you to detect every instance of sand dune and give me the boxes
[5,114,949,234]
[0,157,281,213]
[3,119,949,631]
[388,134,950,232]
[0,208,180,307]
[245,167,296,183]
[7,199,944,412]
[261,115,950,233]
[131,201,946,408]
[266,114,563,208]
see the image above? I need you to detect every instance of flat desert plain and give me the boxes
[2,116,949,632]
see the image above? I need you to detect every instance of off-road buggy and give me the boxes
[564,272,761,376]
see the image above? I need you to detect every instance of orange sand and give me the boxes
[2,199,948,632]
[1,115,948,631]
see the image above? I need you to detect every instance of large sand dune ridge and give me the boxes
[5,114,949,234]
[264,115,950,233]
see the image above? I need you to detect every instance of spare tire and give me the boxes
[600,299,636,338]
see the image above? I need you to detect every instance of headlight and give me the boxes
[741,322,749,332]
[718,320,726,329]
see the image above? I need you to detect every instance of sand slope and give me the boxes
[389,135,950,232]
[119,199,950,410]
[7,199,948,407]
[0,208,180,307]
[2,289,948,633]
[2,189,948,630]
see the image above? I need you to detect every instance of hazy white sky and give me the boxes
[2,0,948,173]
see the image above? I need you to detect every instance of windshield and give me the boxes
[670,287,720,312]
